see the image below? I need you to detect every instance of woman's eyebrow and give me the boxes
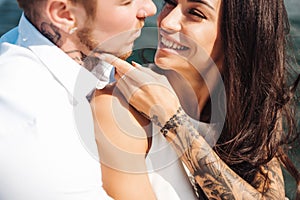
[187,0,215,11]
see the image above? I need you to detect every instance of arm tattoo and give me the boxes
[40,22,62,47]
[252,158,285,199]
[160,107,284,200]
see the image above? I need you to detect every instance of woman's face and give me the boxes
[155,0,223,75]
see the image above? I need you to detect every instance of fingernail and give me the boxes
[131,61,140,67]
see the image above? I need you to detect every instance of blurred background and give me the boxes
[0,0,22,36]
[0,0,299,198]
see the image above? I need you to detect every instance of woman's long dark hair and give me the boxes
[215,0,300,197]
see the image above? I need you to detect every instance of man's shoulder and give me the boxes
[0,37,46,73]
[0,46,47,88]
[0,42,54,102]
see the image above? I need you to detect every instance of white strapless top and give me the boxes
[146,125,198,200]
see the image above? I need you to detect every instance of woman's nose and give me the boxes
[159,6,181,33]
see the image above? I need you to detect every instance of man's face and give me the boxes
[77,0,157,59]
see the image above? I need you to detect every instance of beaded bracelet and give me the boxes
[160,107,189,137]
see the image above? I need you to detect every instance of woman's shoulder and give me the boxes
[91,83,151,154]
[92,84,149,125]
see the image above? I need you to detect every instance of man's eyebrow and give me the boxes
[188,0,215,11]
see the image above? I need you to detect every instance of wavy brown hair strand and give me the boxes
[215,0,300,195]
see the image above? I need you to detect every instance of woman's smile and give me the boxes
[159,34,189,50]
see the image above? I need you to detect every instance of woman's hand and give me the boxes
[101,54,181,126]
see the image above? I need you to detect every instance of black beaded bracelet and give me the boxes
[160,107,188,137]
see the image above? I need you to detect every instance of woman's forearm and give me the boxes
[160,108,285,199]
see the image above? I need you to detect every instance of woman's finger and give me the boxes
[114,70,122,81]
[131,61,142,68]
[99,53,134,75]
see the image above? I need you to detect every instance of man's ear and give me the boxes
[46,0,76,34]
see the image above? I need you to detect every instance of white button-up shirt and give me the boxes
[0,14,113,200]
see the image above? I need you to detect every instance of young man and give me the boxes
[0,0,156,199]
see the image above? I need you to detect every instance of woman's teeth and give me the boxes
[161,36,188,50]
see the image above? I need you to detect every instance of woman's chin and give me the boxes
[154,52,173,70]
[155,50,188,70]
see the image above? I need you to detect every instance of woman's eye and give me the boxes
[122,0,132,5]
[163,0,177,7]
[188,8,207,19]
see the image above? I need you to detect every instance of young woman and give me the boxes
[103,0,300,199]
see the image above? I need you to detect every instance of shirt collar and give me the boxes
[17,14,114,103]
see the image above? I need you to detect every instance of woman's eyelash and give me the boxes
[189,8,207,19]
[162,0,207,20]
[122,0,132,5]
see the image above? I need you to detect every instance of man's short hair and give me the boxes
[17,0,97,22]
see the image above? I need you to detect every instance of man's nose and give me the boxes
[137,0,157,19]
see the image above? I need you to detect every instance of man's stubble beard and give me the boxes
[77,27,132,61]
[77,27,99,53]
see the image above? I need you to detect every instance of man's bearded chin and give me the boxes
[77,27,99,52]
[77,28,133,61]
[118,51,132,60]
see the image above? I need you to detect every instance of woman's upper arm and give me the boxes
[91,90,156,199]
[101,164,156,200]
